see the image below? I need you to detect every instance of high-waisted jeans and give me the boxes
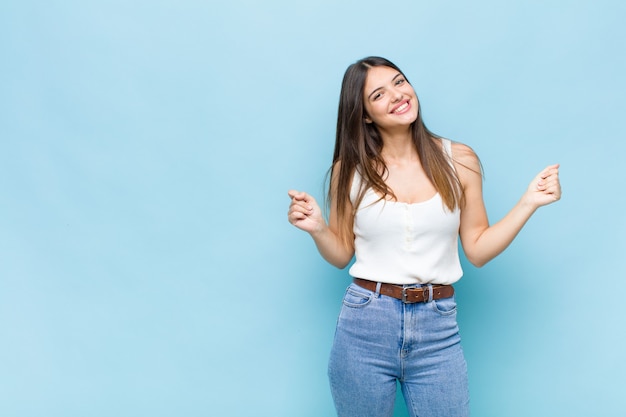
[328,282,470,417]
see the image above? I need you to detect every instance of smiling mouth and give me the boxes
[392,101,410,114]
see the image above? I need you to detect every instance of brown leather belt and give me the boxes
[353,278,454,303]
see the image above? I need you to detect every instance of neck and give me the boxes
[380,129,417,162]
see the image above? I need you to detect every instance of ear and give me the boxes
[364,115,373,124]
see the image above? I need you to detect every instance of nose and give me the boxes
[391,88,403,102]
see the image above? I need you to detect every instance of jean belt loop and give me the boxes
[426,284,434,303]
[375,282,382,297]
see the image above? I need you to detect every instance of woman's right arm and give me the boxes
[287,164,355,268]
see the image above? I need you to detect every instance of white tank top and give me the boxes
[348,139,463,285]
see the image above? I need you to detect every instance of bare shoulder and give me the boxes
[450,141,481,175]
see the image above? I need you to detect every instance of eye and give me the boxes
[372,92,383,100]
[395,78,405,86]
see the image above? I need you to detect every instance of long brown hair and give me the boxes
[329,56,466,248]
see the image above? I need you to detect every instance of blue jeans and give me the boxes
[328,282,470,417]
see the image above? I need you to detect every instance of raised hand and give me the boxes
[287,190,326,234]
[524,164,562,208]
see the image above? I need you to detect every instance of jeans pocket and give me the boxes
[431,295,457,316]
[342,284,373,308]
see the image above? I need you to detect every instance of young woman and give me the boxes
[287,56,561,417]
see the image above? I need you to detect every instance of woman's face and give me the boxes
[362,65,418,131]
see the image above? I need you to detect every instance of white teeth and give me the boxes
[394,102,409,113]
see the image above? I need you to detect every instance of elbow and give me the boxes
[331,257,353,270]
[462,239,492,268]
[322,252,353,270]
[470,259,488,268]
[323,247,354,270]
[465,253,489,268]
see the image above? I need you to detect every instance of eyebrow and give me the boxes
[367,72,403,100]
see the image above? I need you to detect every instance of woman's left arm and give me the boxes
[454,143,562,267]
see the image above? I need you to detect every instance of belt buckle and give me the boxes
[402,286,429,303]
[402,287,430,304]
[401,287,422,304]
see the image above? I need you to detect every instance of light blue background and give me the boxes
[1,0,625,416]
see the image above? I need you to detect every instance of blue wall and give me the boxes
[1,1,625,416]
